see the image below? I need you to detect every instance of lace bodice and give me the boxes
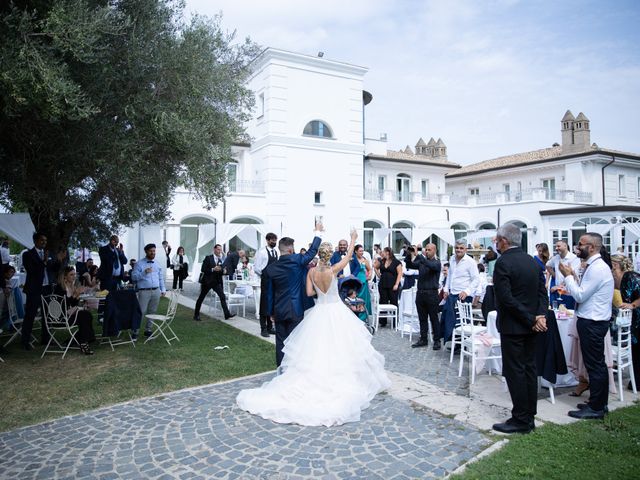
[312,274,341,305]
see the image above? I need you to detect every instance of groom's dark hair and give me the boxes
[278,237,294,252]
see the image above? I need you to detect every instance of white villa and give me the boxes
[121,48,640,273]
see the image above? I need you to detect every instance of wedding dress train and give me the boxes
[236,274,390,426]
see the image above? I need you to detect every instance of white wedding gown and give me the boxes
[236,274,391,427]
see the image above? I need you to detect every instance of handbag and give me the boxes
[181,262,189,279]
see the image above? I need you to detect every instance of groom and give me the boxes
[264,222,323,366]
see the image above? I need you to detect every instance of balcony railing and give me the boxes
[363,188,592,205]
[228,180,265,194]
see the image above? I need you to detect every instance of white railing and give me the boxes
[363,188,592,205]
[228,180,265,194]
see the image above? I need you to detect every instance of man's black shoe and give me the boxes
[225,313,236,320]
[433,340,442,351]
[576,403,608,413]
[144,330,152,338]
[260,329,269,338]
[193,314,201,321]
[568,406,606,419]
[492,420,533,434]
[411,340,429,348]
[22,343,34,351]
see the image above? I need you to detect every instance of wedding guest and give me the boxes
[0,264,16,327]
[330,239,359,278]
[611,254,640,390]
[162,240,172,269]
[193,244,233,321]
[374,247,402,327]
[561,233,614,419]
[21,232,61,350]
[546,240,581,309]
[123,259,137,285]
[254,233,278,336]
[53,267,96,355]
[97,235,127,292]
[132,243,166,338]
[405,243,441,350]
[81,264,100,289]
[354,245,372,316]
[492,224,548,434]
[171,246,189,289]
[441,241,479,347]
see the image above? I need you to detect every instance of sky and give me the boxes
[184,0,640,165]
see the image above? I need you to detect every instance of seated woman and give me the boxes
[81,264,100,290]
[54,266,96,355]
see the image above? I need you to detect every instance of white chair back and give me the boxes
[613,308,637,400]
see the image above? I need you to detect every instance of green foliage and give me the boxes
[0,0,260,251]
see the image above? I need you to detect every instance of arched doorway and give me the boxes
[392,221,413,253]
[364,220,383,253]
[506,220,528,252]
[475,222,496,248]
[180,216,216,267]
[229,217,262,257]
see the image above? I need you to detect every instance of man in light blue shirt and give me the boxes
[132,243,166,338]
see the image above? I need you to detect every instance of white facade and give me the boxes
[122,48,640,272]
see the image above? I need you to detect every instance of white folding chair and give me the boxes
[374,303,397,331]
[612,309,637,401]
[457,301,500,384]
[40,294,79,359]
[145,290,180,345]
[399,287,419,341]
[223,277,246,317]
[3,291,36,348]
[450,301,487,363]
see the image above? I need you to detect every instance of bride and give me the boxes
[236,229,391,427]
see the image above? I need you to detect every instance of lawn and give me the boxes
[0,301,274,432]
[454,403,640,479]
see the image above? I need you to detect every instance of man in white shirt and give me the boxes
[546,240,581,309]
[253,233,278,337]
[560,233,614,420]
[441,241,480,347]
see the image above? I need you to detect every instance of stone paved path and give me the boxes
[0,282,497,479]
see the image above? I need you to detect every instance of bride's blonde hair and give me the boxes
[318,242,333,266]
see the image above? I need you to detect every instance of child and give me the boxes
[344,289,367,322]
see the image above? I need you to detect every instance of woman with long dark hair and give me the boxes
[374,247,402,327]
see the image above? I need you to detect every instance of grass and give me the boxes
[454,403,640,479]
[0,301,274,432]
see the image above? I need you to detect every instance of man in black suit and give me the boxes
[193,244,234,321]
[329,239,359,278]
[492,223,548,434]
[21,232,61,350]
[222,249,246,278]
[265,223,323,366]
[97,235,127,292]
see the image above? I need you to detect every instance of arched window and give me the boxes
[303,120,333,138]
[506,220,528,252]
[392,221,413,253]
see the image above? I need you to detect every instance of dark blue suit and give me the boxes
[97,244,127,291]
[22,248,59,346]
[265,236,321,366]
[329,251,360,277]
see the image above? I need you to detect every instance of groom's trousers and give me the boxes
[275,317,301,366]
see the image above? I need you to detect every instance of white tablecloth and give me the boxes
[487,310,579,387]
[229,280,261,319]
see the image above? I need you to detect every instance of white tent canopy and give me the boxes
[0,213,36,248]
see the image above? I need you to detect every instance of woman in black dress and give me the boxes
[374,247,403,326]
